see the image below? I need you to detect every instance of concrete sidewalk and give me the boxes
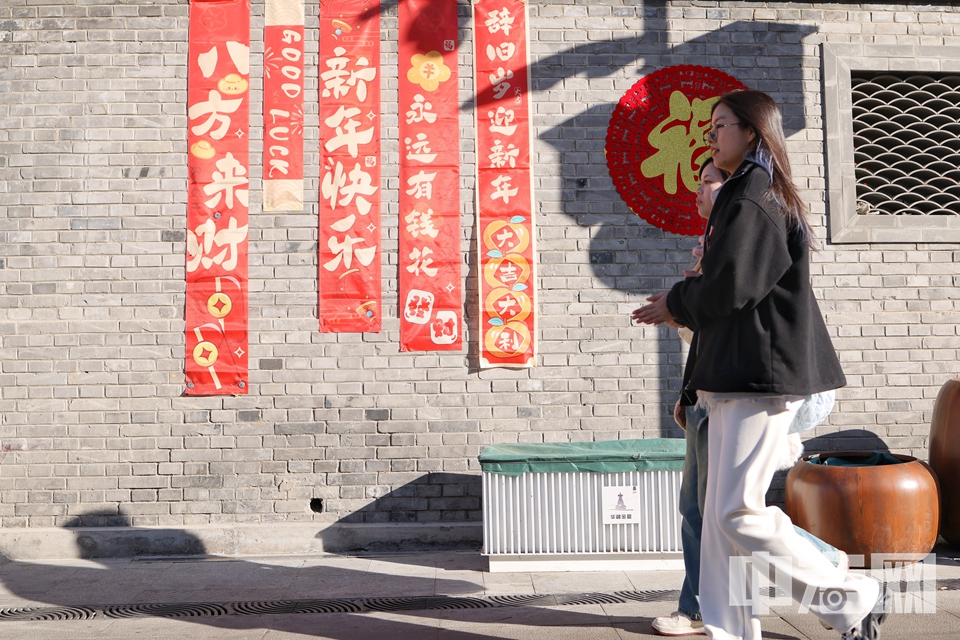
[0,549,959,639]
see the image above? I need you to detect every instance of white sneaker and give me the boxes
[820,551,852,631]
[837,550,850,572]
[652,611,706,636]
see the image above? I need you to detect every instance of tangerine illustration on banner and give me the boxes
[474,0,536,368]
[605,66,748,236]
[185,0,250,395]
[318,0,382,332]
[398,0,462,352]
[263,0,305,211]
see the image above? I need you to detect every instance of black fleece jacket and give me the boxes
[666,160,846,404]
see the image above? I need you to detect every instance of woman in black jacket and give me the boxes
[633,91,886,640]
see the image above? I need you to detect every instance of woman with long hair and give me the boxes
[633,90,887,640]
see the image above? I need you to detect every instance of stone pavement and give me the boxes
[1,549,960,639]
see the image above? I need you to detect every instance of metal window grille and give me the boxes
[853,72,960,216]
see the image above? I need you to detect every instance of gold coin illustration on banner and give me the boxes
[193,341,219,367]
[207,292,233,318]
[484,321,531,359]
[484,288,532,325]
[483,254,531,290]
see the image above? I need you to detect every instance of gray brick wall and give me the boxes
[1,0,958,527]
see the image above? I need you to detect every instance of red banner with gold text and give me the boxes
[397,0,462,351]
[318,0,381,332]
[263,0,305,211]
[474,0,535,367]
[185,0,250,395]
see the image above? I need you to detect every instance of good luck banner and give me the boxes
[318,0,382,332]
[473,0,536,368]
[185,0,250,395]
[397,0,462,351]
[263,0,305,211]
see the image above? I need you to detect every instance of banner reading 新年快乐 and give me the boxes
[263,0,305,211]
[318,0,382,332]
[474,0,536,368]
[185,0,250,395]
[398,0,462,351]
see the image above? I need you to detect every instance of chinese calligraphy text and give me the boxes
[185,0,251,395]
[398,0,462,351]
[474,0,536,368]
[318,0,382,332]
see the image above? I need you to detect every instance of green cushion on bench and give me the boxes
[479,438,685,476]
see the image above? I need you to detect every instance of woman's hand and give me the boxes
[631,292,679,327]
[674,398,686,430]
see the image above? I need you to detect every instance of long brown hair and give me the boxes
[712,90,812,244]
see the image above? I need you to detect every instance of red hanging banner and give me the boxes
[317,0,382,332]
[397,0,462,351]
[185,0,250,395]
[473,0,535,368]
[263,0,305,211]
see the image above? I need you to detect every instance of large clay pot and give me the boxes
[785,452,939,567]
[930,378,960,546]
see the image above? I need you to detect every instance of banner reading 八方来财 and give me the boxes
[185,0,250,395]
[318,0,382,332]
[398,0,462,351]
[474,0,535,368]
[263,0,305,211]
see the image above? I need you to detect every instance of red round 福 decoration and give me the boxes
[606,66,748,236]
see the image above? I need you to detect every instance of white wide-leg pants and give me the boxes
[699,396,879,640]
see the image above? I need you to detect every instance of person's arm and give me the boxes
[666,198,793,328]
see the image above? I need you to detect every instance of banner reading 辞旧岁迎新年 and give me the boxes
[474,0,536,368]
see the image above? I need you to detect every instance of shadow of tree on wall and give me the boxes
[533,16,818,436]
[349,1,819,436]
[317,472,483,551]
[0,510,673,638]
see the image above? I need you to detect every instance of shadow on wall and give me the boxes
[58,512,207,559]
[56,472,484,557]
[534,17,817,436]
[316,472,484,552]
[0,511,653,638]
[358,1,818,435]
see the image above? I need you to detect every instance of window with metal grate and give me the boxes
[852,72,960,217]
[823,44,960,243]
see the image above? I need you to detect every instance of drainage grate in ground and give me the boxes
[0,590,677,622]
[3,579,945,623]
[614,590,680,603]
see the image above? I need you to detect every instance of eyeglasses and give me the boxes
[703,122,742,144]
